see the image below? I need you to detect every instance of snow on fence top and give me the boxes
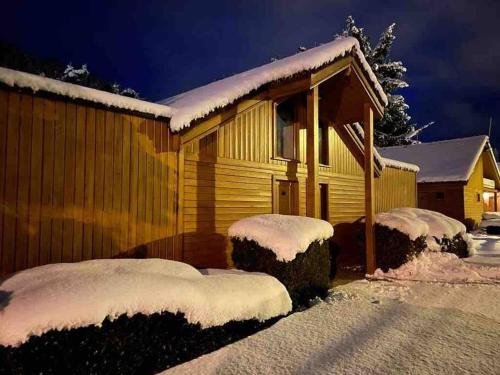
[0,67,174,119]
[228,214,334,262]
[375,207,466,241]
[160,37,388,131]
[0,258,292,347]
[379,136,491,183]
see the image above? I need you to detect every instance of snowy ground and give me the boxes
[162,258,500,374]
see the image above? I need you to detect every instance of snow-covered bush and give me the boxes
[365,224,427,272]
[0,259,291,373]
[375,208,473,257]
[0,310,280,374]
[229,215,334,307]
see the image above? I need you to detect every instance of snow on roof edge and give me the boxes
[382,157,420,173]
[0,67,174,119]
[161,37,387,132]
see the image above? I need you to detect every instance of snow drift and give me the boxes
[373,251,500,283]
[228,214,334,262]
[0,258,292,347]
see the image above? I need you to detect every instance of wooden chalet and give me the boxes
[0,37,418,277]
[380,135,500,228]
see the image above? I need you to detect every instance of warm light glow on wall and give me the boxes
[483,192,494,201]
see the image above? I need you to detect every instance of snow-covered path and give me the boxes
[163,280,500,375]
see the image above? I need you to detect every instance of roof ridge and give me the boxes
[380,135,488,150]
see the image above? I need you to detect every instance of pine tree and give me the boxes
[341,16,432,146]
[61,63,90,85]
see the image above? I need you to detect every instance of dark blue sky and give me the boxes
[2,0,499,145]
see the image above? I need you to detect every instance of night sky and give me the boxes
[2,0,499,146]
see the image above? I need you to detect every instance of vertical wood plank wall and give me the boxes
[375,166,417,212]
[463,156,484,225]
[0,88,178,276]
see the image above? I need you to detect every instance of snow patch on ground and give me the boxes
[228,214,333,262]
[372,250,500,283]
[0,259,292,347]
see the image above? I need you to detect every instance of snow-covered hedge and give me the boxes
[480,216,500,234]
[229,214,334,307]
[228,214,334,262]
[0,259,291,347]
[0,259,292,373]
[482,212,500,220]
[375,207,473,256]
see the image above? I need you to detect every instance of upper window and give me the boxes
[435,192,445,200]
[275,98,297,160]
[318,120,329,165]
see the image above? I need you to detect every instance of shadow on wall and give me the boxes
[331,221,364,268]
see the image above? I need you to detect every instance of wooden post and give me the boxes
[306,86,319,218]
[175,142,185,262]
[364,103,376,273]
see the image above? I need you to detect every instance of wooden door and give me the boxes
[278,180,298,215]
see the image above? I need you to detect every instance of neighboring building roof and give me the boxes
[160,37,388,131]
[0,67,174,119]
[379,135,494,183]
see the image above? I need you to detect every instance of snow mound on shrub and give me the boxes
[483,212,500,220]
[376,207,466,242]
[228,214,334,262]
[373,251,500,283]
[480,218,500,228]
[0,259,292,347]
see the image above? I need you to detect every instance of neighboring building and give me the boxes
[0,37,417,276]
[380,136,500,228]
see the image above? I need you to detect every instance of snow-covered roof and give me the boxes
[379,136,493,183]
[228,214,334,262]
[347,123,419,173]
[0,258,292,347]
[0,67,174,119]
[160,37,388,131]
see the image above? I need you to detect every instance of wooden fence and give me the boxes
[0,88,179,276]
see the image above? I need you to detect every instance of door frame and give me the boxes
[272,174,299,215]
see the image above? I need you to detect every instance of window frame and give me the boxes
[318,120,330,166]
[273,97,301,162]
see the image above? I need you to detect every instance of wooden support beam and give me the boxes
[306,86,319,218]
[364,103,376,273]
[175,146,185,261]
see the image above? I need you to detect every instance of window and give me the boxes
[318,120,329,165]
[477,193,481,202]
[275,98,297,160]
[435,192,444,200]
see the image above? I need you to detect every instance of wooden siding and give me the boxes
[464,156,484,226]
[375,167,416,213]
[418,182,465,223]
[0,88,178,276]
[181,95,416,267]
